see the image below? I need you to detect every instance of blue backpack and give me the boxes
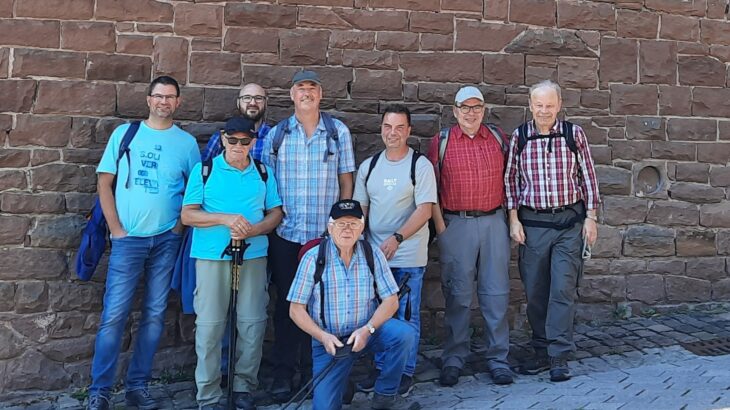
[75,121,140,281]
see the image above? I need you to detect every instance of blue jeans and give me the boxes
[375,267,424,376]
[89,230,182,396]
[311,319,415,410]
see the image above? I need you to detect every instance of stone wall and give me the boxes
[1,0,730,395]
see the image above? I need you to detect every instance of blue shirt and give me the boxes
[202,123,271,162]
[262,115,356,244]
[287,239,399,337]
[97,122,200,237]
[182,154,282,261]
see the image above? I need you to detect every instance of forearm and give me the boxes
[508,209,520,223]
[431,203,445,232]
[368,295,398,329]
[397,203,432,239]
[97,174,123,234]
[249,207,283,237]
[338,172,353,200]
[290,303,327,343]
[181,206,228,228]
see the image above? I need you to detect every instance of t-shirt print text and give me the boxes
[136,145,162,194]
[383,178,397,191]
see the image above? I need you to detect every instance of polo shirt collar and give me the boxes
[215,153,256,174]
[453,124,489,140]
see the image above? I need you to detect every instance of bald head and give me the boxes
[237,83,267,123]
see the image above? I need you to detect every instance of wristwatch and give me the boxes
[366,322,376,335]
[393,232,404,243]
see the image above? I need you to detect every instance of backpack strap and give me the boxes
[359,239,379,303]
[410,150,425,187]
[270,118,290,159]
[253,158,268,183]
[321,112,340,163]
[485,123,508,154]
[201,158,214,186]
[437,127,450,174]
[113,121,141,191]
[364,151,382,188]
[314,237,329,329]
[516,123,530,157]
[562,120,578,155]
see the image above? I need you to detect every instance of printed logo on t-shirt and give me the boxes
[136,149,161,194]
[383,178,397,191]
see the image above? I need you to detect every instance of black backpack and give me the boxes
[201,156,268,185]
[516,120,578,159]
[364,149,427,188]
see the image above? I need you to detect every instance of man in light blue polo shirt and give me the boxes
[88,76,201,410]
[182,117,283,410]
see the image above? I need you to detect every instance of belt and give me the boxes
[522,203,578,214]
[443,207,501,218]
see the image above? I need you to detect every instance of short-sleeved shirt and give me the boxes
[182,154,282,261]
[287,239,399,338]
[354,148,437,268]
[262,114,356,244]
[97,122,200,237]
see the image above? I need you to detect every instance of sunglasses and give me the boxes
[224,136,253,146]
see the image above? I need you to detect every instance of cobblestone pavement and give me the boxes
[4,309,730,410]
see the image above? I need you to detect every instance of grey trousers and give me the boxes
[518,206,584,358]
[438,210,511,370]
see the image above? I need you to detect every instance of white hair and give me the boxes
[529,80,562,101]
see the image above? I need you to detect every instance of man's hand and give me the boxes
[320,332,344,356]
[509,219,525,244]
[346,326,370,353]
[110,228,127,239]
[583,218,598,246]
[379,236,399,260]
[222,214,253,240]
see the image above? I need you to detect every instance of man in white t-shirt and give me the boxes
[353,104,437,395]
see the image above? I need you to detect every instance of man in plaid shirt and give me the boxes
[505,79,600,382]
[288,200,420,410]
[427,86,514,388]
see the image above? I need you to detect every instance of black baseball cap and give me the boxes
[329,200,364,220]
[292,70,322,86]
[224,117,257,136]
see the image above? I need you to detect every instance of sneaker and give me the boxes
[234,392,256,410]
[371,392,421,410]
[439,366,459,387]
[517,350,550,375]
[398,375,414,396]
[125,388,158,410]
[270,377,293,403]
[87,394,110,410]
[356,368,380,392]
[490,367,514,385]
[549,356,570,382]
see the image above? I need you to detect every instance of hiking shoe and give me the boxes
[87,394,110,410]
[356,368,380,392]
[371,392,421,410]
[270,377,293,403]
[398,374,414,396]
[439,366,459,387]
[517,350,550,375]
[549,356,570,382]
[125,388,159,410]
[234,392,256,410]
[490,367,514,385]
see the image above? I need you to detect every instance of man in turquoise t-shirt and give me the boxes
[87,76,201,410]
[182,117,283,410]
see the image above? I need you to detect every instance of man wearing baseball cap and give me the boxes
[288,199,420,410]
[182,116,283,409]
[427,86,513,387]
[262,70,357,400]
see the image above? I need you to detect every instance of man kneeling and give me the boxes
[288,200,421,410]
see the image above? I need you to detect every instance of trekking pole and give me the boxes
[224,239,249,410]
[281,344,355,410]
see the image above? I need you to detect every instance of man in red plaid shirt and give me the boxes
[505,79,600,382]
[427,86,514,388]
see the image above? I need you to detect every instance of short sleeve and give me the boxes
[261,125,277,169]
[334,120,356,174]
[414,156,437,206]
[182,162,204,207]
[96,124,127,175]
[287,248,317,304]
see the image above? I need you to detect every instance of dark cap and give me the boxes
[291,70,322,86]
[329,200,364,220]
[224,117,257,136]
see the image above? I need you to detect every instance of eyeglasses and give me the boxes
[238,95,266,104]
[457,104,484,114]
[332,221,362,230]
[225,136,253,146]
[149,94,178,101]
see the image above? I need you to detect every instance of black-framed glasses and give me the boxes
[225,136,253,146]
[149,94,178,101]
[238,95,266,104]
[457,104,484,114]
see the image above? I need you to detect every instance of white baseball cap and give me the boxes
[454,86,484,105]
